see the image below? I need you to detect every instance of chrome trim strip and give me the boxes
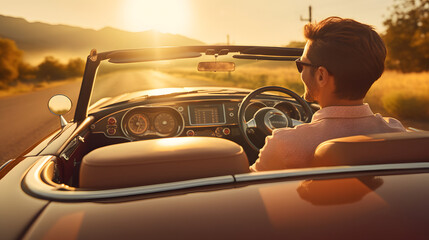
[24,157,429,201]
[0,159,14,171]
[408,127,424,132]
[235,162,429,182]
[24,156,234,200]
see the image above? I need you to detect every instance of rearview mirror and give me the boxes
[198,62,235,72]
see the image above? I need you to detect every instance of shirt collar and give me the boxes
[311,103,374,122]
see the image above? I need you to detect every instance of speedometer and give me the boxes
[127,113,149,135]
[154,112,177,135]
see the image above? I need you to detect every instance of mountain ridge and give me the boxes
[0,14,204,62]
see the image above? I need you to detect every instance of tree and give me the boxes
[18,62,37,81]
[285,41,306,48]
[66,58,85,77]
[0,38,22,87]
[37,56,67,81]
[383,0,429,72]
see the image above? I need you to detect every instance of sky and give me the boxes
[0,0,396,46]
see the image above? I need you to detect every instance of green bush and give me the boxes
[382,92,429,120]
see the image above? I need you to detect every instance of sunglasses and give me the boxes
[295,58,320,73]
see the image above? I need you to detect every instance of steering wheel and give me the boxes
[238,86,314,152]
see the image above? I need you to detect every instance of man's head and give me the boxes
[297,17,386,104]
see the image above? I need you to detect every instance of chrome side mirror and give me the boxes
[48,94,72,128]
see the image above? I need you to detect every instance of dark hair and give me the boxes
[304,17,386,100]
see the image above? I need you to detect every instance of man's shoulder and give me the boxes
[272,122,319,138]
[375,114,407,131]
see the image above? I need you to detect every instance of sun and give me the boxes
[122,0,190,34]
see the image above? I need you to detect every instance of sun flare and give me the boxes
[122,0,190,34]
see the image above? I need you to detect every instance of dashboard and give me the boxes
[90,98,305,141]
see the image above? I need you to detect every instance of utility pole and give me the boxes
[300,5,312,23]
[226,34,230,45]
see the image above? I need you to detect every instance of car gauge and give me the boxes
[154,112,177,135]
[127,113,149,135]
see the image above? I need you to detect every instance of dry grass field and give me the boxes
[166,65,429,130]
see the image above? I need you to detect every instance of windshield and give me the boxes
[90,54,302,108]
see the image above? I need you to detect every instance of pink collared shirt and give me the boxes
[250,104,406,171]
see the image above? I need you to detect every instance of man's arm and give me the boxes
[249,129,289,171]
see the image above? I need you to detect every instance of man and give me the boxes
[250,17,406,171]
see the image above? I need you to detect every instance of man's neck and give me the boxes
[319,98,364,108]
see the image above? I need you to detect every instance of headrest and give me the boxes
[80,137,249,189]
[313,131,429,167]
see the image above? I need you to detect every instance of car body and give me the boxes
[1,45,429,240]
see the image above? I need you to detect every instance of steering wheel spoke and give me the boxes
[246,118,257,129]
[291,118,305,127]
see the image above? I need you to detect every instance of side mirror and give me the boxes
[48,94,72,128]
[197,62,235,72]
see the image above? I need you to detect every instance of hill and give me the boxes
[0,15,204,62]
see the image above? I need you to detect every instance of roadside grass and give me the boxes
[366,71,429,119]
[0,78,79,98]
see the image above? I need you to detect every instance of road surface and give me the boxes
[0,81,80,164]
[0,70,223,165]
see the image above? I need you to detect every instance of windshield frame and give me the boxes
[73,46,303,122]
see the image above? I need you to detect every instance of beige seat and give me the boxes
[80,137,249,189]
[313,131,429,167]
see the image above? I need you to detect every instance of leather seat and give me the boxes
[313,131,429,167]
[80,137,249,189]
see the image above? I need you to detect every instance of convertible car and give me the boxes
[1,46,429,239]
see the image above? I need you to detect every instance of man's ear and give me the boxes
[315,67,331,88]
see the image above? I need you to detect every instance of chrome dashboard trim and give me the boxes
[235,162,429,182]
[92,106,185,140]
[24,156,235,200]
[184,123,238,128]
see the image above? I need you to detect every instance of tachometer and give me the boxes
[154,112,177,135]
[127,113,149,135]
[245,102,266,121]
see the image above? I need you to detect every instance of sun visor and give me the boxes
[107,49,202,63]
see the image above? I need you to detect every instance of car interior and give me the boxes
[36,47,429,192]
[42,97,429,191]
